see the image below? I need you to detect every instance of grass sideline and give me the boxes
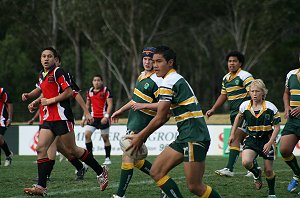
[0,155,299,198]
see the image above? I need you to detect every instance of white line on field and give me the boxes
[9,169,292,198]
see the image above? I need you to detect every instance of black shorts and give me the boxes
[0,127,7,135]
[243,135,276,160]
[41,120,74,136]
[88,118,110,130]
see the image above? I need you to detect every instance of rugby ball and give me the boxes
[119,135,148,160]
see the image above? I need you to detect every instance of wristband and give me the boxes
[82,116,86,120]
[31,118,35,121]
[7,118,12,121]
[104,113,110,118]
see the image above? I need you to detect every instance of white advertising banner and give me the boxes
[19,125,300,156]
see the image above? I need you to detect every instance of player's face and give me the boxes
[41,50,56,71]
[143,56,153,71]
[153,54,173,77]
[249,86,264,103]
[227,56,241,73]
[92,77,103,89]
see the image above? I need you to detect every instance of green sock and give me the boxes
[116,168,133,197]
[266,175,276,195]
[226,148,240,171]
[209,188,222,198]
[135,159,152,175]
[159,176,183,198]
[284,154,300,176]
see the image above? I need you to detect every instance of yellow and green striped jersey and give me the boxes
[127,71,162,132]
[239,100,281,137]
[221,68,254,116]
[286,68,300,110]
[158,69,210,142]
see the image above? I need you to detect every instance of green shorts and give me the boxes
[169,140,210,162]
[282,117,300,137]
[243,136,276,160]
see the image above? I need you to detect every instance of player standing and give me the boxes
[111,47,162,198]
[231,79,280,198]
[81,75,113,165]
[206,51,258,177]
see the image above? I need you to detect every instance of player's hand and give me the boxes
[126,134,143,153]
[80,119,86,127]
[205,109,215,119]
[6,119,11,127]
[28,119,34,125]
[228,135,235,146]
[85,113,94,125]
[290,106,300,117]
[22,93,30,101]
[101,117,108,125]
[111,110,122,123]
[263,142,272,154]
[28,101,38,113]
[131,103,144,111]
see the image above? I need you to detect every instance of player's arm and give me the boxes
[41,87,73,106]
[131,102,159,111]
[263,124,280,154]
[6,102,13,127]
[127,101,171,152]
[228,112,244,146]
[111,100,133,123]
[22,88,41,101]
[205,94,227,118]
[28,109,40,125]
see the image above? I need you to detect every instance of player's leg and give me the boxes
[280,133,300,192]
[101,127,111,165]
[24,128,55,196]
[242,148,262,190]
[46,136,58,180]
[134,158,152,175]
[0,127,13,166]
[58,121,108,191]
[56,137,87,180]
[183,142,221,197]
[264,159,276,196]
[113,154,135,197]
[216,128,246,176]
[150,146,183,198]
[85,125,96,156]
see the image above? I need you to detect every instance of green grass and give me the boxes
[0,155,299,198]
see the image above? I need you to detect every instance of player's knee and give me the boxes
[242,159,252,169]
[36,145,47,155]
[264,169,273,177]
[279,147,291,157]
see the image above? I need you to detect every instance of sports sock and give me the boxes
[157,175,183,198]
[46,160,55,178]
[80,149,103,175]
[200,185,222,198]
[226,147,240,171]
[253,158,259,169]
[116,163,134,197]
[104,145,111,158]
[37,158,51,188]
[266,173,276,195]
[69,157,84,171]
[135,159,152,175]
[86,142,93,155]
[283,154,300,177]
[249,163,260,178]
[0,141,11,156]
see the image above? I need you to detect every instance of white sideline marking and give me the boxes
[10,169,291,198]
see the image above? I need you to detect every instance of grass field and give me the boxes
[0,155,299,198]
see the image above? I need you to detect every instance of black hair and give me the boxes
[93,74,103,81]
[41,47,58,58]
[154,46,177,69]
[226,51,245,66]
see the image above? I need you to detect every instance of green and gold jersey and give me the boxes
[221,68,254,116]
[158,69,210,142]
[127,71,162,132]
[286,68,300,111]
[239,100,281,137]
